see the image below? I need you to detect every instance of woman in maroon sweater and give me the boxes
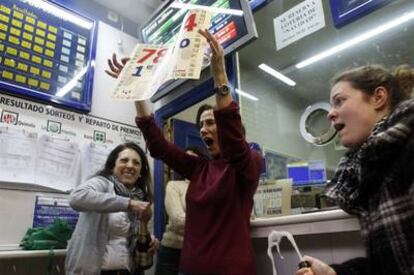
[107,29,262,275]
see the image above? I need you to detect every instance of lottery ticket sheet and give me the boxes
[111,9,212,101]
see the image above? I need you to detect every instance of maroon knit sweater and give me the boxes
[136,101,262,274]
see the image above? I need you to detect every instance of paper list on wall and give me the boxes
[35,135,80,192]
[111,9,212,101]
[80,142,114,183]
[0,128,37,184]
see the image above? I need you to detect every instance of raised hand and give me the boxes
[198,29,228,87]
[105,53,130,79]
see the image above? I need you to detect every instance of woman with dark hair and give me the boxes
[297,64,414,275]
[106,29,263,275]
[65,142,159,275]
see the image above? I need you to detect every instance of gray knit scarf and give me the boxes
[110,175,145,273]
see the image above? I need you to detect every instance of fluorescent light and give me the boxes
[258,64,296,86]
[296,11,414,69]
[235,88,259,101]
[171,1,243,16]
[22,0,93,29]
[56,66,88,97]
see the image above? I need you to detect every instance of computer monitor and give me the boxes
[140,0,258,101]
[287,160,327,186]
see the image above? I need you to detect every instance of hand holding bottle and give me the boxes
[296,256,336,275]
[148,235,159,255]
[136,221,154,270]
[140,203,152,223]
[128,199,151,221]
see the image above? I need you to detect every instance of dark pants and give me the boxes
[155,245,182,275]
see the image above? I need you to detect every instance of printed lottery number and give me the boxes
[179,13,198,49]
[133,48,167,77]
[184,13,197,32]
[136,48,166,64]
[180,38,190,48]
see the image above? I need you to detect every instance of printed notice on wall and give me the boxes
[273,0,325,50]
[0,93,145,192]
[112,9,211,101]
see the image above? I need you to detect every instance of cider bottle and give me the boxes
[136,221,153,270]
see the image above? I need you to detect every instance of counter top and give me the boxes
[0,248,67,259]
[0,210,360,257]
[250,209,360,238]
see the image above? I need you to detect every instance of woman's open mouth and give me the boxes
[203,137,214,146]
[334,123,345,132]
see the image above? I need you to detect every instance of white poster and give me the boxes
[274,0,325,50]
[80,142,115,183]
[0,93,145,191]
[0,128,37,184]
[35,135,80,192]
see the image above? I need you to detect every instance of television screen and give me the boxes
[140,0,257,101]
[0,0,96,112]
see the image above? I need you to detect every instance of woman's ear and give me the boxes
[372,86,389,111]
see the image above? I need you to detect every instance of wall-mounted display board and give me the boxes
[0,0,97,112]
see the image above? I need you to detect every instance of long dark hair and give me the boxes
[97,142,153,203]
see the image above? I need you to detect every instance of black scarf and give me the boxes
[324,99,414,215]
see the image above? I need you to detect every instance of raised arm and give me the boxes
[105,54,200,178]
[198,29,232,110]
[198,30,262,182]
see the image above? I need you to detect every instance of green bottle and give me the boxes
[136,221,153,270]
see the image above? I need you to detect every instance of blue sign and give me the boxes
[330,0,391,28]
[0,0,97,112]
[33,195,78,229]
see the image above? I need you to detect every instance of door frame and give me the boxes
[152,54,239,238]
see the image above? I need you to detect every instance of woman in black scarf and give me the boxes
[297,65,414,275]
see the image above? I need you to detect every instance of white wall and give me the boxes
[0,21,139,247]
[90,22,139,125]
